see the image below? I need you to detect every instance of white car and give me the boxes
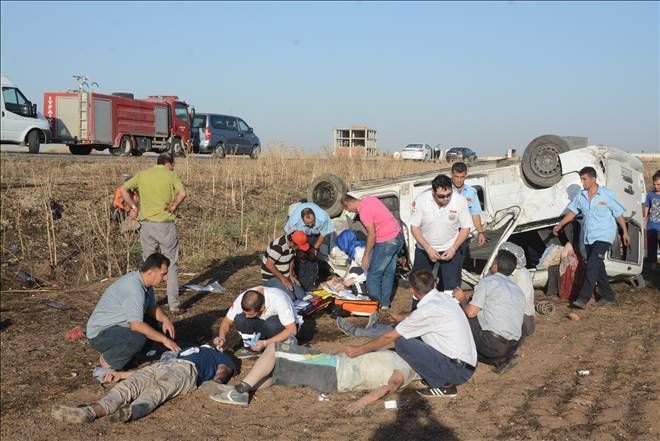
[400,143,432,161]
[1,74,50,153]
[307,135,646,290]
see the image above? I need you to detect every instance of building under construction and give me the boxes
[333,126,377,157]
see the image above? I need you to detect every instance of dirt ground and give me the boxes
[1,154,658,440]
[1,263,658,441]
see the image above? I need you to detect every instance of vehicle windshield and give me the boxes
[192,115,206,129]
[404,144,424,150]
[174,103,189,124]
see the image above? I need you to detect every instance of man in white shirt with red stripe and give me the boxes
[410,174,474,293]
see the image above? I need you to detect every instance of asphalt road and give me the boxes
[0,144,216,161]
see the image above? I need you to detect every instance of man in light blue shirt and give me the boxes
[451,162,486,288]
[455,250,525,375]
[451,162,485,245]
[553,167,629,308]
[284,202,334,248]
[284,202,335,290]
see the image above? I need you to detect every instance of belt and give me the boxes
[484,330,518,345]
[451,358,475,371]
[142,220,174,224]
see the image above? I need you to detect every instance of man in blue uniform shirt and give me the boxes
[284,202,335,290]
[553,166,629,308]
[451,162,486,247]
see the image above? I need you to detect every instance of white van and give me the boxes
[1,74,50,153]
[307,135,647,290]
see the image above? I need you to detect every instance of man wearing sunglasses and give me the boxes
[410,174,474,296]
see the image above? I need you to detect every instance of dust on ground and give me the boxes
[1,264,658,441]
[2,155,659,440]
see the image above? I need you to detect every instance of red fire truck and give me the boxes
[43,90,193,156]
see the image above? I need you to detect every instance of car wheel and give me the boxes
[307,174,348,218]
[26,130,40,154]
[521,134,570,188]
[250,145,261,159]
[69,145,92,155]
[213,143,226,159]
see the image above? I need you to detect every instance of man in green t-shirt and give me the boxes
[120,153,187,314]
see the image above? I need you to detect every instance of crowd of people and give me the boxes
[51,154,659,424]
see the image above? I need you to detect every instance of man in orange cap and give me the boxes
[261,231,311,301]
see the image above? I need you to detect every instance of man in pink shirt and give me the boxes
[341,194,403,309]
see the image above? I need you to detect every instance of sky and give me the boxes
[1,1,658,154]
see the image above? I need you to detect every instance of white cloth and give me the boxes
[336,351,419,392]
[226,286,298,326]
[346,247,367,284]
[537,244,563,269]
[409,190,474,251]
[510,268,535,316]
[395,289,477,366]
[470,273,525,341]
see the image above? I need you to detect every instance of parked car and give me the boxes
[446,146,477,162]
[305,134,646,290]
[192,113,261,159]
[400,143,432,161]
[1,74,50,153]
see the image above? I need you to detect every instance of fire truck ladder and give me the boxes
[72,75,99,140]
[79,92,88,140]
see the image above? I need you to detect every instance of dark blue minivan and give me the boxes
[192,113,261,159]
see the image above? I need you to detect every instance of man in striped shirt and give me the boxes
[261,231,310,301]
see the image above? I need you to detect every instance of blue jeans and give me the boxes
[264,277,307,301]
[395,337,475,387]
[367,233,404,308]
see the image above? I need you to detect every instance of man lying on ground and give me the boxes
[214,286,301,359]
[86,253,180,379]
[209,341,419,414]
[341,270,477,398]
[52,345,235,424]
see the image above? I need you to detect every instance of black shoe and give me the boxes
[417,384,457,398]
[570,299,587,309]
[593,299,614,307]
[493,356,519,375]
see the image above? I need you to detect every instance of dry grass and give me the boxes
[0,148,442,287]
[1,152,658,289]
[643,160,659,188]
